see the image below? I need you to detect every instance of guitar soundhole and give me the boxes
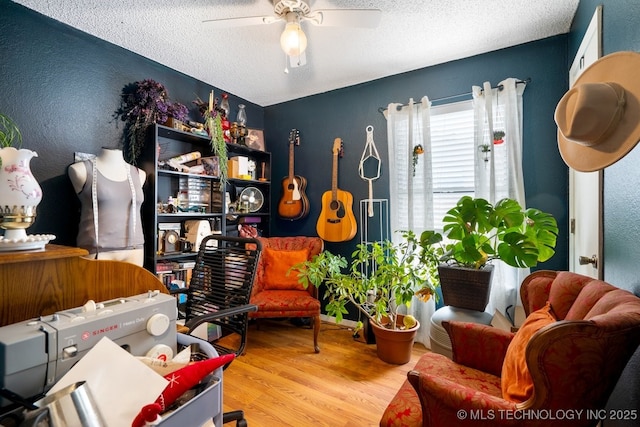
[330,200,346,218]
[287,183,295,190]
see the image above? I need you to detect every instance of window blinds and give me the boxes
[430,100,507,230]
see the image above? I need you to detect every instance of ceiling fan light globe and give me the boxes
[280,22,307,56]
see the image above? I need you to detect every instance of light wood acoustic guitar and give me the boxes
[316,138,357,242]
[277,129,310,220]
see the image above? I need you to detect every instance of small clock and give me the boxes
[163,230,180,254]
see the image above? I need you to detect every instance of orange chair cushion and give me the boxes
[501,301,556,402]
[262,247,309,290]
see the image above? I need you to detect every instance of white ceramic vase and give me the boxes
[0,147,43,240]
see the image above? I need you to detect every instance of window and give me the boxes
[429,100,507,230]
[386,81,527,325]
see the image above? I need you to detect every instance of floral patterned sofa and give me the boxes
[249,236,324,353]
[380,270,640,427]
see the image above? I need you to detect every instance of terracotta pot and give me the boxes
[370,314,420,365]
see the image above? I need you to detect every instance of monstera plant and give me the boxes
[417,196,558,311]
[419,196,558,270]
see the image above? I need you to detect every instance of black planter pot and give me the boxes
[437,264,494,311]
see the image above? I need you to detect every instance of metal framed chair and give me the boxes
[177,234,262,427]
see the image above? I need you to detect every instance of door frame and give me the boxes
[568,5,603,279]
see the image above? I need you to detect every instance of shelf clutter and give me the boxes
[143,124,272,287]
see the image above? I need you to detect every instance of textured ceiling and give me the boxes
[13,0,579,106]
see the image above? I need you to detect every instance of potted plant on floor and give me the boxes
[418,196,558,311]
[292,230,439,364]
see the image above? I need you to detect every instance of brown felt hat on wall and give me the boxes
[555,51,640,172]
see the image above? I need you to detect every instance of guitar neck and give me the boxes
[331,150,338,201]
[288,142,295,181]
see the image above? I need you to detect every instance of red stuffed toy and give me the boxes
[132,353,234,427]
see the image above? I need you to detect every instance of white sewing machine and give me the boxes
[0,291,177,409]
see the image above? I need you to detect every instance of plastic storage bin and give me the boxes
[158,333,223,427]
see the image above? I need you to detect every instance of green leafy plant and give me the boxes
[0,113,22,148]
[419,196,558,272]
[478,143,492,163]
[292,230,438,331]
[204,110,228,185]
[195,94,228,184]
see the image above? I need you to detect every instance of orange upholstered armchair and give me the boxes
[249,236,324,353]
[380,270,640,427]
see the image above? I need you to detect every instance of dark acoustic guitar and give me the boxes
[277,129,310,220]
[316,138,357,242]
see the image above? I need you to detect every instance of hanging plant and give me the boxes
[493,130,505,145]
[478,143,491,163]
[196,93,228,185]
[412,144,424,176]
[116,79,188,164]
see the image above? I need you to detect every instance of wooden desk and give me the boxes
[0,244,167,326]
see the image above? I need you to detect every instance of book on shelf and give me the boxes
[172,260,196,270]
[156,261,173,273]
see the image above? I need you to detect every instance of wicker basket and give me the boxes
[438,264,494,311]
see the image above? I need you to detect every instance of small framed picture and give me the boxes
[246,128,266,151]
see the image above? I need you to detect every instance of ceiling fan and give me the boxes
[203,0,381,69]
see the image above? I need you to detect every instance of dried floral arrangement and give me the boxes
[116,79,188,164]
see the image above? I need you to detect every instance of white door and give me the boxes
[568,6,602,279]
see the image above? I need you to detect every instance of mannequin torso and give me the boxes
[68,148,146,266]
[68,148,146,192]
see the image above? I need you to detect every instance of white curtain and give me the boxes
[472,78,527,322]
[385,97,435,348]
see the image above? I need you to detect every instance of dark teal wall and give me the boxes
[0,0,264,246]
[2,0,569,272]
[265,37,570,269]
[570,1,640,294]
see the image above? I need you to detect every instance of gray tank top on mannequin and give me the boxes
[76,159,144,252]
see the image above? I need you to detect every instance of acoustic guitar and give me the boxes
[316,138,357,242]
[277,129,310,220]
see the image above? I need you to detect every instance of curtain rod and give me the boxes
[377,78,531,114]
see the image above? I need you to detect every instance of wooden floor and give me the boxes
[220,319,429,427]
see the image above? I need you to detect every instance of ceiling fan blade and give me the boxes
[304,9,381,28]
[202,15,282,28]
